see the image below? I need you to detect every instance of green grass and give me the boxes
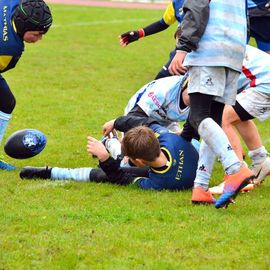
[0,4,270,270]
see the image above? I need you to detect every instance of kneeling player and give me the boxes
[20,124,199,191]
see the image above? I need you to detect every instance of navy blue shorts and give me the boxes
[249,6,270,43]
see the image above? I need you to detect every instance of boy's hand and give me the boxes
[103,119,116,136]
[119,31,139,47]
[168,50,188,75]
[87,136,109,162]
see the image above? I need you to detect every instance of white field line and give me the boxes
[52,18,153,28]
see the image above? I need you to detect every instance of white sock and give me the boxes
[198,118,241,174]
[51,167,92,181]
[194,140,215,190]
[105,138,121,160]
[248,146,268,166]
[0,111,11,144]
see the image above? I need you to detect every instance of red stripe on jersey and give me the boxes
[242,66,256,87]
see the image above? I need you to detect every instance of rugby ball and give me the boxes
[4,129,46,159]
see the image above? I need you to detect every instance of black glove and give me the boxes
[120,29,144,46]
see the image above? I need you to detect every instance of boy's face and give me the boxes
[23,31,44,43]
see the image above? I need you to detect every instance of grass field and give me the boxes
[0,4,270,270]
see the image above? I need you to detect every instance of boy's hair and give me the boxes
[121,126,160,162]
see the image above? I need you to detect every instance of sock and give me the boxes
[51,167,92,181]
[194,140,215,190]
[0,111,11,144]
[105,138,121,160]
[198,118,241,175]
[248,146,268,166]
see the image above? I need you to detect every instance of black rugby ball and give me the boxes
[4,129,46,159]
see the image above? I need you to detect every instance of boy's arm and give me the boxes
[87,135,148,185]
[119,20,169,46]
[176,0,210,52]
[114,106,158,133]
[168,0,209,74]
[119,1,175,47]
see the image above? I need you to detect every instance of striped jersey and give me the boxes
[124,75,190,126]
[184,0,247,72]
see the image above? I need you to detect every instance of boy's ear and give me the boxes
[134,158,147,168]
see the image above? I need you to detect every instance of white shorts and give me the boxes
[188,66,240,105]
[236,87,270,122]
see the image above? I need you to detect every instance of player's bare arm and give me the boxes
[102,119,116,136]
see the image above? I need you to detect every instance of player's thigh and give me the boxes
[222,105,241,126]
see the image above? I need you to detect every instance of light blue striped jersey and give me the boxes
[184,0,247,72]
[124,75,189,126]
[238,45,270,94]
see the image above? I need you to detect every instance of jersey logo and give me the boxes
[3,6,8,42]
[148,91,161,108]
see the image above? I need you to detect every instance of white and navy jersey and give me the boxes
[238,45,270,94]
[184,0,247,72]
[124,75,189,126]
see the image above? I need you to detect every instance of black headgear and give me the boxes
[13,0,52,37]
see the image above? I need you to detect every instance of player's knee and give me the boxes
[89,168,108,182]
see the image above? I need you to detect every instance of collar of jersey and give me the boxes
[151,147,172,174]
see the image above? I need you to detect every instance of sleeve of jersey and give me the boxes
[114,106,158,132]
[162,1,177,26]
[176,0,210,52]
[149,123,169,134]
[99,157,136,185]
[143,20,169,36]
[0,56,13,72]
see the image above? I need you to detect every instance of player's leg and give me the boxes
[188,67,254,208]
[191,100,225,204]
[0,76,16,170]
[20,166,93,181]
[222,105,246,160]
[237,121,270,184]
[233,88,270,184]
[20,165,149,182]
[154,49,176,80]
